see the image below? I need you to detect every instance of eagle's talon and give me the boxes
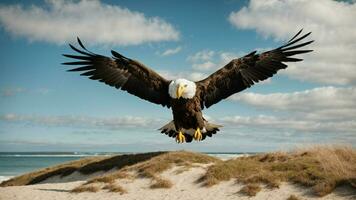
[194,128,203,141]
[176,131,185,143]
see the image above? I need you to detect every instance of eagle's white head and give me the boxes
[168,79,196,99]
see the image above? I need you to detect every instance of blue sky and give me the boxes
[0,0,355,152]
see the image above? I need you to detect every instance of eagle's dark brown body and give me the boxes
[63,29,313,143]
[171,95,204,131]
[168,94,220,142]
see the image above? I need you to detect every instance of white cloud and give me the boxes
[192,61,216,71]
[158,70,208,81]
[158,49,235,81]
[0,87,51,97]
[187,50,229,71]
[220,115,356,134]
[231,87,356,111]
[0,113,162,129]
[1,87,24,97]
[0,0,179,45]
[187,50,247,71]
[230,87,356,121]
[229,0,356,85]
[158,50,240,81]
[159,46,182,56]
[187,50,218,71]
[187,50,215,62]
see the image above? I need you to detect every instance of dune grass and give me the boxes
[150,177,173,189]
[85,171,132,185]
[200,146,356,196]
[71,184,100,193]
[103,183,127,194]
[239,183,261,196]
[286,194,301,200]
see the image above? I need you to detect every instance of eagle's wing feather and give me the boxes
[63,38,171,108]
[196,29,313,108]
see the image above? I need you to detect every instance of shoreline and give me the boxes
[0,176,13,184]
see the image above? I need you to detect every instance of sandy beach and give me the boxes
[1,167,354,200]
[1,148,355,200]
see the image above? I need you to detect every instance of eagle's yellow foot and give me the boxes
[175,131,185,143]
[193,128,203,141]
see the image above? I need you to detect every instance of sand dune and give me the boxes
[1,147,355,200]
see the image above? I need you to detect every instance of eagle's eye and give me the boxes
[184,84,188,87]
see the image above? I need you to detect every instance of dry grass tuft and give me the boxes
[174,164,195,174]
[200,146,356,196]
[287,194,301,200]
[71,184,100,193]
[85,171,131,184]
[150,177,173,189]
[239,183,261,196]
[103,183,127,194]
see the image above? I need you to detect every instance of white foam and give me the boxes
[0,176,13,184]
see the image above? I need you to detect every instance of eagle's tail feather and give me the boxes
[159,121,176,137]
[159,120,222,142]
[203,121,222,139]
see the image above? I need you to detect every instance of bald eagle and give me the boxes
[63,29,313,143]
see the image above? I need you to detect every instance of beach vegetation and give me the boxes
[239,183,261,196]
[103,183,127,194]
[200,146,356,196]
[287,194,301,200]
[149,177,173,189]
[71,184,100,193]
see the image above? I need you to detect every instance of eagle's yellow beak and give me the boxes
[176,84,184,99]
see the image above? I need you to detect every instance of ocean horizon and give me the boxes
[0,151,253,183]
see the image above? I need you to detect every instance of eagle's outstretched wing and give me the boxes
[63,38,171,108]
[196,29,314,108]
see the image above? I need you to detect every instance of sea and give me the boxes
[0,152,250,183]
